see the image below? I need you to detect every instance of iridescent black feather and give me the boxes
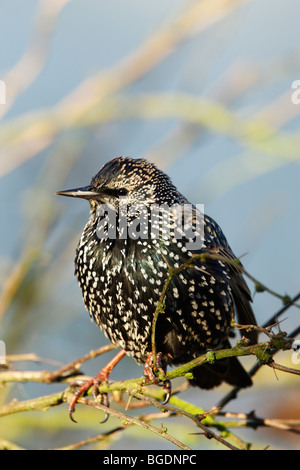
[59,156,257,389]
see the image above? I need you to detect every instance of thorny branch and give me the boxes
[0,320,299,449]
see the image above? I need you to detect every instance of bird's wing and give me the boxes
[204,214,258,344]
[166,205,258,344]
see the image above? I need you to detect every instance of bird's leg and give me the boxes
[143,352,172,404]
[69,349,126,423]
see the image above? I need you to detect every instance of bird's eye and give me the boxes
[118,188,128,196]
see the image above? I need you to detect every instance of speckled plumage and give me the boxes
[59,156,257,389]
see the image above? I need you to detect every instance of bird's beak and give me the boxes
[56,185,100,200]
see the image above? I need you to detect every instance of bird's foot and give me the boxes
[143,352,172,404]
[68,349,126,423]
[68,371,110,423]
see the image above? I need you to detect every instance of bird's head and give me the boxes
[57,156,179,212]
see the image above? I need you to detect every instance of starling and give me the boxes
[57,156,257,418]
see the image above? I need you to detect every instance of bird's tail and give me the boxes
[188,355,252,389]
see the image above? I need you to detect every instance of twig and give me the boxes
[262,291,300,328]
[71,395,191,450]
[47,344,118,382]
[233,321,283,339]
[53,428,124,450]
[267,361,300,376]
[129,392,241,450]
[215,325,300,412]
[218,410,300,434]
[1,353,61,369]
[150,255,173,362]
[0,391,65,417]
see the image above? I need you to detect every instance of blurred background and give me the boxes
[0,0,300,450]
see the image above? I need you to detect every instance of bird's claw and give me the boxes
[68,375,109,423]
[68,349,126,423]
[97,392,110,424]
[143,352,172,404]
[161,379,172,404]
